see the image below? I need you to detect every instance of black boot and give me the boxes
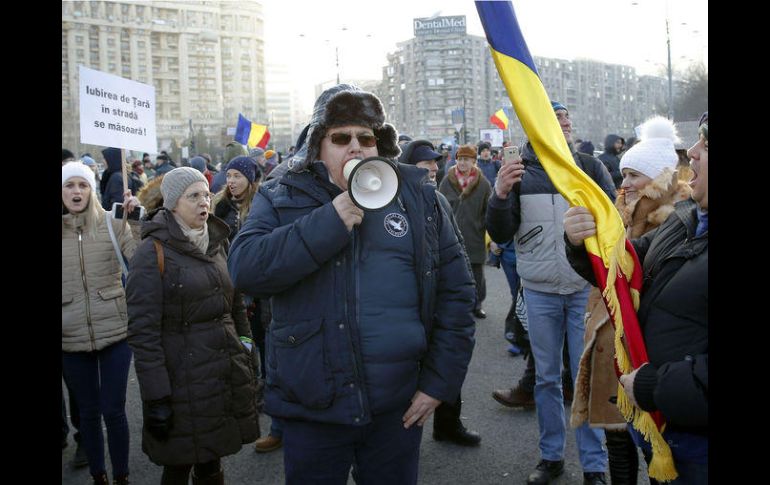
[606,430,639,485]
[192,468,224,485]
[526,459,564,484]
[92,472,109,485]
[432,393,481,446]
[72,438,89,468]
[113,474,130,485]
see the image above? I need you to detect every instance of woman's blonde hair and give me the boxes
[213,179,259,222]
[62,188,105,240]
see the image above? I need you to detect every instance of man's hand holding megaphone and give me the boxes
[332,192,364,232]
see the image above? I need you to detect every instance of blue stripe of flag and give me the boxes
[475,1,539,76]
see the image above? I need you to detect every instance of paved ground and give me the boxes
[62,265,650,484]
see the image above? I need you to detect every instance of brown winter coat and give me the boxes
[126,209,258,466]
[438,166,492,264]
[62,211,138,352]
[571,168,691,430]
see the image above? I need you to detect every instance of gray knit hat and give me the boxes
[161,167,209,209]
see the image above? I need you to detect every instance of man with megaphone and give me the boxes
[228,84,476,485]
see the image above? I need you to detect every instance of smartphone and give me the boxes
[113,202,145,221]
[502,145,520,165]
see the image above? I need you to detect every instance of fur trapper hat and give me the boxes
[456,144,478,160]
[292,85,400,172]
[619,116,680,180]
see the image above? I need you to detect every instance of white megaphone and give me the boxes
[343,156,401,210]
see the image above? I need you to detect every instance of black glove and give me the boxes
[144,397,173,442]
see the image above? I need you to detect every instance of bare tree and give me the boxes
[674,62,708,122]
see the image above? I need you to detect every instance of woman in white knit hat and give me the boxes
[616,116,693,238]
[62,161,141,485]
[570,116,692,484]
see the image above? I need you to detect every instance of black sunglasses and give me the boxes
[326,132,378,147]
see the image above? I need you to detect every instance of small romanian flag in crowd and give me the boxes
[490,109,509,130]
[475,1,677,481]
[234,113,270,149]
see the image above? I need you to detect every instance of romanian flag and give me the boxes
[475,1,677,481]
[490,109,509,130]
[234,113,270,149]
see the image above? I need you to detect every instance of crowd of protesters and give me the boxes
[63,80,707,485]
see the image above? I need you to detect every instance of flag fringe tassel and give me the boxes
[603,232,678,482]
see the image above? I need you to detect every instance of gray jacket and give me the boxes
[486,142,615,294]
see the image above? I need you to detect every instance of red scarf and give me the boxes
[455,166,477,190]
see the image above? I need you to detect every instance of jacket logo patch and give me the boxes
[384,213,408,237]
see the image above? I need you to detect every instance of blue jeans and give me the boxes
[524,287,607,473]
[270,417,283,438]
[62,340,132,477]
[630,426,708,485]
[282,407,422,485]
[500,249,522,342]
[500,252,520,299]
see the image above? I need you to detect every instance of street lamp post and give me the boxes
[632,1,675,120]
[666,18,674,120]
[335,46,340,84]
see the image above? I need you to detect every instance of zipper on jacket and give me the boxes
[77,229,96,351]
[345,228,367,421]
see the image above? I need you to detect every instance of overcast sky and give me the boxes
[262,0,707,111]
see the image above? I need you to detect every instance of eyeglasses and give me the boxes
[184,191,213,203]
[326,132,378,147]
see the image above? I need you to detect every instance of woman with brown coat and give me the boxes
[126,167,258,485]
[570,117,691,484]
[62,161,141,485]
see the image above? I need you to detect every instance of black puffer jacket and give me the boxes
[214,197,241,241]
[566,199,707,431]
[126,209,258,466]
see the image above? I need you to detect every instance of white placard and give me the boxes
[181,147,189,159]
[79,65,157,154]
[479,129,504,147]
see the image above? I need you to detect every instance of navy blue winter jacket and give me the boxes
[100,148,138,210]
[228,161,476,425]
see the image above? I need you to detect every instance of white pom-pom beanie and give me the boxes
[62,161,97,193]
[619,116,680,179]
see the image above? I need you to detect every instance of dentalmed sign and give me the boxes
[414,16,466,36]
[79,65,157,153]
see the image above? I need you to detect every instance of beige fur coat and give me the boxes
[570,168,691,430]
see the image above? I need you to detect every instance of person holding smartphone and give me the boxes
[487,101,615,485]
[62,161,141,485]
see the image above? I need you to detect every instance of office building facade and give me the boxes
[62,0,266,157]
[381,16,678,149]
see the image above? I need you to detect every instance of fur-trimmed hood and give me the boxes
[616,167,692,239]
[136,175,164,213]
